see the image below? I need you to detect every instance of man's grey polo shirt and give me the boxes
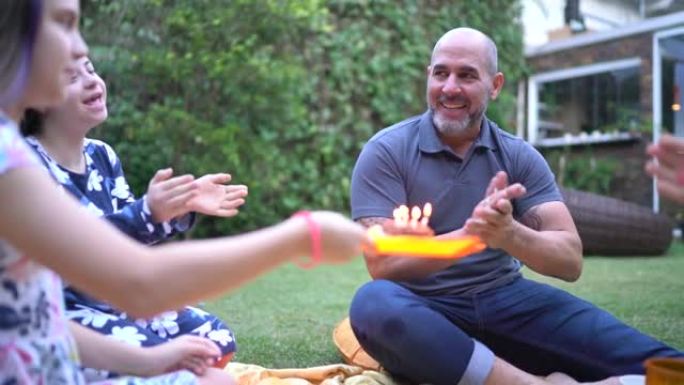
[350,111,562,295]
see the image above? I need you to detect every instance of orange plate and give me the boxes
[366,227,486,258]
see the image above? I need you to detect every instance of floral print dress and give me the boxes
[25,137,236,379]
[0,114,197,384]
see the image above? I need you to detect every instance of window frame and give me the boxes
[527,57,642,145]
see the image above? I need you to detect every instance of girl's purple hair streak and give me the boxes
[0,0,42,108]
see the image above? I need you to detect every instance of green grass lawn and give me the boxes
[205,242,684,368]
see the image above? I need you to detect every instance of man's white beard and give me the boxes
[429,93,488,136]
[432,110,472,136]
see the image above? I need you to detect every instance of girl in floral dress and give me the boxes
[0,94,223,385]
[22,55,247,376]
[0,0,368,383]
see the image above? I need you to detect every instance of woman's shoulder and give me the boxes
[0,113,21,144]
[0,116,39,174]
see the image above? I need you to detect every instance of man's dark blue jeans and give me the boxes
[350,277,682,385]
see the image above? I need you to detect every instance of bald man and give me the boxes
[349,28,682,385]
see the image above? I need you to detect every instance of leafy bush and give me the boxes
[82,0,525,237]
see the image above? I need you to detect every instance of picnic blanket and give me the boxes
[224,363,400,385]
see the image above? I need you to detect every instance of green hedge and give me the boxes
[82,0,525,237]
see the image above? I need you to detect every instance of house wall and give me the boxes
[527,33,655,208]
[522,0,641,48]
[528,32,654,118]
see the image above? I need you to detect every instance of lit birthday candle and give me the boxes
[421,202,432,226]
[410,206,421,228]
[397,205,409,228]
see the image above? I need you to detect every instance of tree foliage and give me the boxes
[82,0,525,237]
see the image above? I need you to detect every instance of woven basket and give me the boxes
[560,188,673,256]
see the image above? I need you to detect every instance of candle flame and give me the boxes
[392,203,433,228]
[411,206,421,220]
[422,203,432,218]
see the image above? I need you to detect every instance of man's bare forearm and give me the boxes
[503,206,583,282]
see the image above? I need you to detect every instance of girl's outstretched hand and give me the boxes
[186,173,248,217]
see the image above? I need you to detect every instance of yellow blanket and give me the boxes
[225,363,400,385]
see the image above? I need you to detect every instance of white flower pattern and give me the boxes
[86,202,105,216]
[87,168,103,191]
[68,307,118,328]
[49,162,71,184]
[84,151,94,167]
[208,328,235,346]
[101,140,117,165]
[111,176,130,200]
[149,311,181,338]
[110,326,148,346]
[191,321,213,338]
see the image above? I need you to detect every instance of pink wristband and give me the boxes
[292,211,322,269]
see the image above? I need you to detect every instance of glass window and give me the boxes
[537,66,641,140]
